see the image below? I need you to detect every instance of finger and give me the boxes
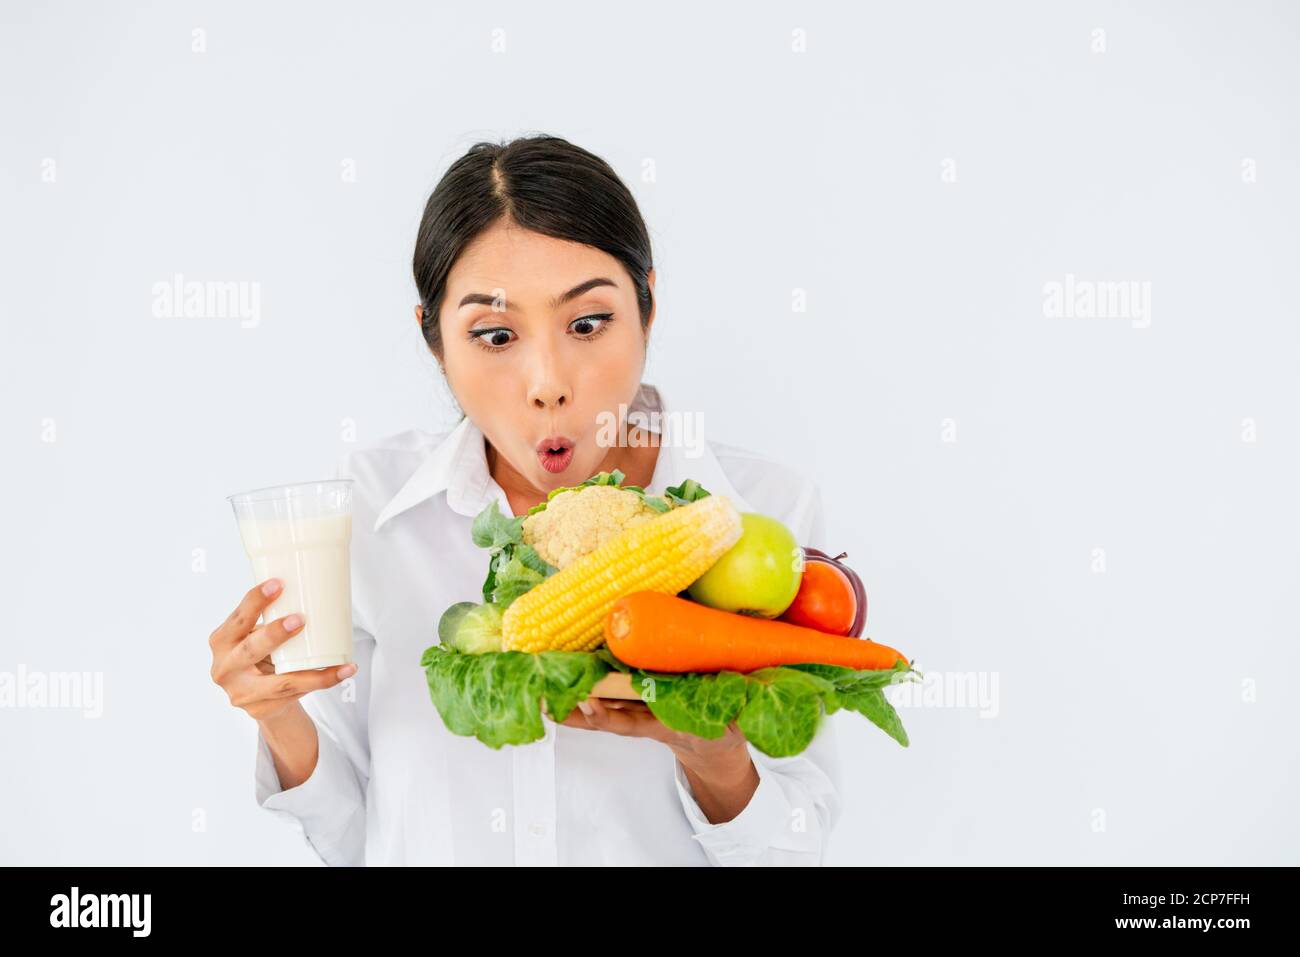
[552,698,612,728]
[234,613,306,669]
[596,697,657,718]
[577,697,664,739]
[599,699,652,712]
[210,579,283,651]
[233,664,356,708]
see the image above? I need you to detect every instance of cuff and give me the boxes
[673,745,796,866]
[254,720,364,860]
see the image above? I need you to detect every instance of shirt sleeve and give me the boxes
[253,624,374,866]
[672,712,844,866]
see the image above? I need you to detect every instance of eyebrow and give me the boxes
[457,277,619,311]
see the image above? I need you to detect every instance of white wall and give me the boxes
[2,0,1296,865]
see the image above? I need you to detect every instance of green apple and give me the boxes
[686,512,804,617]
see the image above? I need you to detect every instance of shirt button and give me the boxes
[528,823,547,838]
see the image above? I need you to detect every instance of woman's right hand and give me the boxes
[209,578,357,723]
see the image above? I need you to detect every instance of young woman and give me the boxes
[209,135,842,866]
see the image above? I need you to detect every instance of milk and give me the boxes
[236,512,354,673]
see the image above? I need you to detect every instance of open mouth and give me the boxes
[535,435,575,474]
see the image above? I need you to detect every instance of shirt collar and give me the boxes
[373,382,753,533]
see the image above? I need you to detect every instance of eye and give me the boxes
[468,327,516,352]
[569,313,615,339]
[467,314,615,354]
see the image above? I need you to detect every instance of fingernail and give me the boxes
[283,614,302,630]
[262,579,282,597]
[338,663,357,679]
[578,700,593,715]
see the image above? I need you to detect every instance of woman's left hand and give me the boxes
[552,697,759,823]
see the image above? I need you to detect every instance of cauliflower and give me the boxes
[522,483,662,569]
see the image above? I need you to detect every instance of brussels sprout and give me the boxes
[438,601,503,655]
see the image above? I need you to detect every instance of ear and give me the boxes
[415,304,446,371]
[644,268,656,335]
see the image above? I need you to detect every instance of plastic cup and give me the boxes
[227,480,354,674]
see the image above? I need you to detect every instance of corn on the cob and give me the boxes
[500,495,743,653]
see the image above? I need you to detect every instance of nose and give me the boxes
[527,379,570,411]
[525,339,572,411]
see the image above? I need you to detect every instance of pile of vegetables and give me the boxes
[420,470,919,757]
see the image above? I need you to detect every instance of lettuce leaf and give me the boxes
[471,500,523,550]
[420,645,607,748]
[419,644,916,755]
[627,669,749,740]
[786,661,915,746]
[734,667,836,756]
[471,502,558,605]
[489,545,553,608]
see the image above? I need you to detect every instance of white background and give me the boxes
[2,0,1297,865]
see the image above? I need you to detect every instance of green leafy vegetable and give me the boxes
[470,501,559,606]
[489,547,551,607]
[419,644,916,755]
[420,645,607,748]
[626,669,749,740]
[471,500,523,550]
[788,661,917,746]
[664,478,710,505]
[734,667,836,756]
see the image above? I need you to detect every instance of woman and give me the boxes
[209,135,843,866]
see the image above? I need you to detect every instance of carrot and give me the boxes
[604,591,909,673]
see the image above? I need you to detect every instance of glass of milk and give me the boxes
[228,480,354,674]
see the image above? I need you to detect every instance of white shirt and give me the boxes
[253,382,843,866]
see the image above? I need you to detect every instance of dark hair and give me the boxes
[413,134,655,363]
